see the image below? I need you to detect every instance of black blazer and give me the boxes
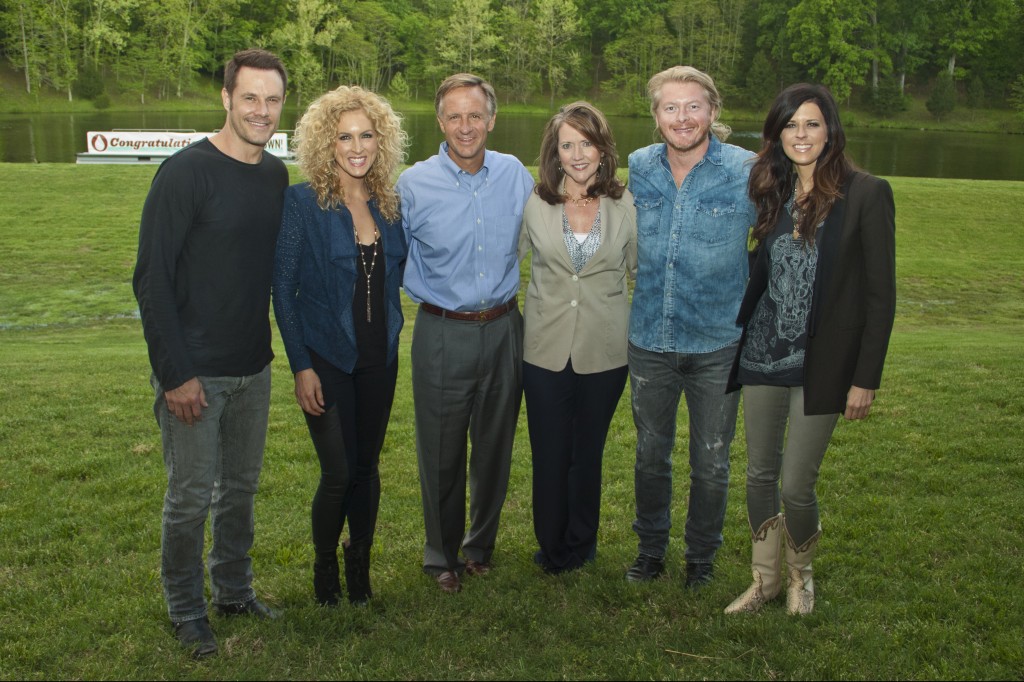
[728,171,896,415]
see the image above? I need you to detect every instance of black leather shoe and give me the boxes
[685,562,714,589]
[625,554,665,582]
[214,598,280,619]
[173,617,217,659]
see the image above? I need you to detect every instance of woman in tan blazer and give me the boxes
[519,102,637,574]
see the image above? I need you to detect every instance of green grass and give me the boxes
[1,165,1023,679]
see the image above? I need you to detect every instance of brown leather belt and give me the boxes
[420,296,517,322]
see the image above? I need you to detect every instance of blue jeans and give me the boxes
[628,342,740,564]
[152,365,271,623]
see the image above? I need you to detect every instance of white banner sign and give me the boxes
[84,131,290,158]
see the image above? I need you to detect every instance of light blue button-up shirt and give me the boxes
[398,143,534,312]
[628,137,756,354]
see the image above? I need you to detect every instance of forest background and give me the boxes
[3,0,1024,123]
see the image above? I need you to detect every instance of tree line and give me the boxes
[3,0,1023,117]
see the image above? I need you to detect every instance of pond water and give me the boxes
[1,110,1022,181]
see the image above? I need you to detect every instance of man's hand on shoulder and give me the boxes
[165,377,208,426]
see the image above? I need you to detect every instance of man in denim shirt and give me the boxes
[626,66,755,588]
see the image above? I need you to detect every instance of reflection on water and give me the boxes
[1,110,1022,181]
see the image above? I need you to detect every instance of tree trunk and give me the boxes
[947,53,956,76]
[871,10,879,90]
[177,0,195,98]
[19,3,31,93]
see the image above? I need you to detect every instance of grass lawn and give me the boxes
[0,164,1022,679]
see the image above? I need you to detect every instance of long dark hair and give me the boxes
[536,101,624,205]
[748,83,853,244]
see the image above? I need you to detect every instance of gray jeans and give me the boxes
[152,365,271,623]
[742,384,839,545]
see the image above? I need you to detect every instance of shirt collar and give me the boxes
[438,142,491,180]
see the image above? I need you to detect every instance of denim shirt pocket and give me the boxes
[634,195,664,238]
[692,199,745,245]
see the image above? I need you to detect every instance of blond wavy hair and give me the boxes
[293,85,407,221]
[648,66,732,142]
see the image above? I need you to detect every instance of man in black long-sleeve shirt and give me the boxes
[132,49,288,659]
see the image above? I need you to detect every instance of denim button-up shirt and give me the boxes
[628,138,756,354]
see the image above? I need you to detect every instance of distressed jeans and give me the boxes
[628,342,740,565]
[152,365,271,623]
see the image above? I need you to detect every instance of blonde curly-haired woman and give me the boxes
[272,86,408,606]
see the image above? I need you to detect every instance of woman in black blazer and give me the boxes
[724,84,895,615]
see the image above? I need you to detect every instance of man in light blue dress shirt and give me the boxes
[397,73,534,594]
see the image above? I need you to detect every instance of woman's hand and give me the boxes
[294,369,325,416]
[844,386,875,421]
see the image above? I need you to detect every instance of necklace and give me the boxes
[562,189,595,208]
[355,228,379,322]
[790,185,803,240]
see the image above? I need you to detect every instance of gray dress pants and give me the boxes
[411,305,524,575]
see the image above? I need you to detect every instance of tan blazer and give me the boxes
[518,188,638,374]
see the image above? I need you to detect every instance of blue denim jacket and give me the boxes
[273,183,407,374]
[628,138,755,354]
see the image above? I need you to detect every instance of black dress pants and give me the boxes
[524,359,627,573]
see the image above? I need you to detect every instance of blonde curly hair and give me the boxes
[293,85,407,222]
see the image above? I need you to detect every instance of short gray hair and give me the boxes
[434,73,497,119]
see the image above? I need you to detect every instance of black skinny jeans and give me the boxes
[305,350,398,553]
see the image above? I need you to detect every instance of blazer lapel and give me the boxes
[539,197,575,273]
[808,173,855,337]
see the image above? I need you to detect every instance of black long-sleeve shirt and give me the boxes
[133,138,288,390]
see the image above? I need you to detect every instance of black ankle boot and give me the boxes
[313,551,341,606]
[342,540,372,605]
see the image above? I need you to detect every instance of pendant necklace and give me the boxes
[791,185,803,240]
[355,227,378,322]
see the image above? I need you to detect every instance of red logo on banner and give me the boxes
[91,134,109,152]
